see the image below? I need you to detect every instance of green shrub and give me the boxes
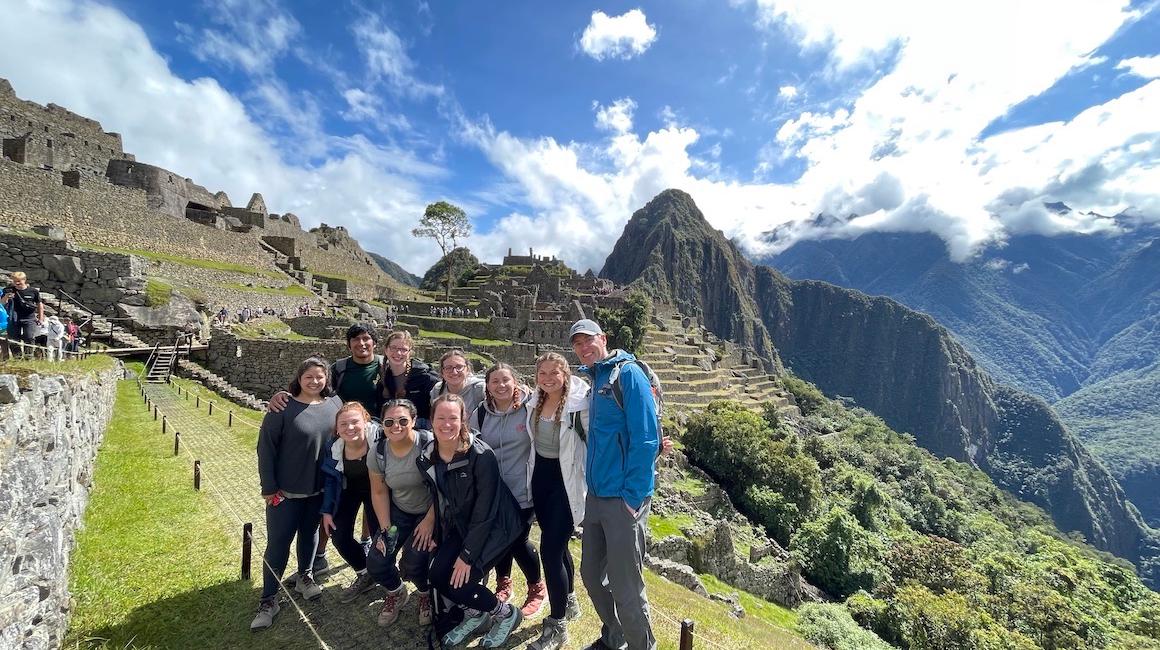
[595,290,650,354]
[791,506,885,597]
[782,374,826,415]
[145,279,173,307]
[797,603,892,650]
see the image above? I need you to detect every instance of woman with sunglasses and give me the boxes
[378,331,439,429]
[252,356,341,631]
[365,399,437,628]
[430,349,486,409]
[319,402,384,604]
[422,394,524,648]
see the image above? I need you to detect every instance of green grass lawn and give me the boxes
[0,354,117,379]
[222,282,314,297]
[145,278,173,307]
[648,513,696,539]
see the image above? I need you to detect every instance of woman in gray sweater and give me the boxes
[251,356,342,630]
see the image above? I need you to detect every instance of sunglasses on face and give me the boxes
[383,417,411,428]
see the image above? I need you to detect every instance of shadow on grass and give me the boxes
[69,576,540,650]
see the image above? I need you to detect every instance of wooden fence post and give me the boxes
[173,431,181,456]
[228,411,234,427]
[208,401,214,416]
[196,395,200,408]
[194,460,201,491]
[162,416,167,435]
[680,619,695,650]
[153,404,158,420]
[242,523,253,580]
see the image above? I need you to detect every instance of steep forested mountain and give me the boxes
[767,224,1160,526]
[369,252,421,287]
[601,189,1160,587]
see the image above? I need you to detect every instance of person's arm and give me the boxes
[369,470,392,530]
[458,448,502,565]
[256,412,283,498]
[620,366,660,512]
[267,391,291,413]
[36,292,43,323]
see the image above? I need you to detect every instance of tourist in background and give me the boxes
[571,318,659,650]
[430,349,486,408]
[524,352,590,649]
[378,330,439,429]
[421,394,524,647]
[319,402,383,605]
[45,314,65,362]
[470,363,547,619]
[365,399,436,627]
[251,357,341,631]
[1,271,43,357]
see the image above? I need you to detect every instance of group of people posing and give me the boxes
[254,319,665,650]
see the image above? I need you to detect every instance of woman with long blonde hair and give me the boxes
[524,352,591,649]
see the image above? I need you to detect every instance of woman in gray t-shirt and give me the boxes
[364,399,437,628]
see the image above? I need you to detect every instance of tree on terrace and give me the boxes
[413,201,472,301]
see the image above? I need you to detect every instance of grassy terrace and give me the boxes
[0,354,118,379]
[79,244,282,278]
[62,375,812,649]
[221,282,314,297]
[417,328,512,347]
[233,319,317,341]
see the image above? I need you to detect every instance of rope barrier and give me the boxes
[141,384,332,650]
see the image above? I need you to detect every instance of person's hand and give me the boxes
[413,513,437,551]
[263,491,283,506]
[450,557,472,589]
[624,501,638,518]
[375,531,388,555]
[661,435,674,455]
[321,513,336,534]
[267,391,291,413]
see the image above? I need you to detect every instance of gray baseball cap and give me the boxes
[568,319,604,340]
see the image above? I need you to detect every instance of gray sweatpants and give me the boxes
[580,494,656,650]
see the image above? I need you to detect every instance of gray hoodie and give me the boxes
[469,387,533,508]
[430,374,487,412]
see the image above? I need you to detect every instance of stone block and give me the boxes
[31,226,65,240]
[0,375,19,403]
[42,255,84,283]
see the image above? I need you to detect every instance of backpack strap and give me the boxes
[476,400,487,430]
[332,357,350,392]
[570,411,587,443]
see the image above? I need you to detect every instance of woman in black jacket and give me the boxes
[379,330,439,428]
[420,393,524,648]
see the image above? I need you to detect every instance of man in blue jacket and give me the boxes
[571,318,658,650]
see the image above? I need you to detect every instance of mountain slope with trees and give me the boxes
[601,189,1160,587]
[767,225,1160,526]
[368,252,421,287]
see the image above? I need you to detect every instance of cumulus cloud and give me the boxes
[578,9,658,61]
[1117,55,1160,79]
[0,0,447,275]
[778,85,799,100]
[594,98,637,134]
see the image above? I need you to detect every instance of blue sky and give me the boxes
[2,0,1159,273]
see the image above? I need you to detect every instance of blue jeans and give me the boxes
[261,494,322,600]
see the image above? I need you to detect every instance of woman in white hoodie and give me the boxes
[524,352,590,650]
[45,315,65,362]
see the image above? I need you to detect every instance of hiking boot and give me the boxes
[250,598,280,630]
[339,571,376,603]
[528,617,568,650]
[417,590,433,626]
[442,608,492,646]
[295,573,322,600]
[521,580,547,618]
[564,592,581,621]
[312,552,330,577]
[482,604,523,648]
[494,575,514,603]
[377,584,409,627]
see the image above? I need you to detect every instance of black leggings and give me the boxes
[494,506,541,586]
[429,529,498,612]
[329,487,378,571]
[261,494,322,600]
[531,456,575,619]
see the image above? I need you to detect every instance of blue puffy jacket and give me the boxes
[580,350,660,511]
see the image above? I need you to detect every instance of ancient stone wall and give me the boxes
[203,329,350,398]
[0,230,145,314]
[0,78,128,178]
[285,316,354,339]
[398,314,499,340]
[0,363,120,648]
[105,160,219,220]
[0,160,270,270]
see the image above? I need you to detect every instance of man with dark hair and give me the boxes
[571,318,658,650]
[1,272,43,357]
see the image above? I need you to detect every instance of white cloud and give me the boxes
[352,14,444,98]
[578,9,658,61]
[181,0,301,75]
[594,98,637,134]
[0,0,447,276]
[342,88,380,121]
[1117,55,1160,79]
[778,85,798,100]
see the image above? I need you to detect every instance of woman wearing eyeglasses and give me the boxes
[378,331,439,429]
[430,349,486,409]
[319,402,383,604]
[365,399,437,628]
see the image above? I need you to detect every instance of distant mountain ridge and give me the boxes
[601,189,1160,587]
[368,252,421,287]
[766,226,1160,527]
